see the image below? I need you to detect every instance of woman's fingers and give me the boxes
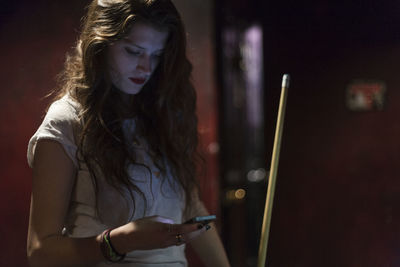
[128,216,211,248]
[141,216,206,236]
[168,223,211,246]
[148,215,174,225]
[183,223,211,242]
[172,222,201,234]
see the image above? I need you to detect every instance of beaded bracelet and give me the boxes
[100,229,126,263]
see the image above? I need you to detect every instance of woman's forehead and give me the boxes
[122,22,169,50]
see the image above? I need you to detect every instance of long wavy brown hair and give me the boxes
[54,0,201,220]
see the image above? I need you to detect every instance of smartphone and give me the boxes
[184,215,216,224]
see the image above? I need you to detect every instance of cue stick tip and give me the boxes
[282,74,290,88]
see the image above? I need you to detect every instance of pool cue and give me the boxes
[257,74,290,267]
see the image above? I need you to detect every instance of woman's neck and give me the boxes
[115,90,136,119]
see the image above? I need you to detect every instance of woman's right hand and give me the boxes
[109,215,207,253]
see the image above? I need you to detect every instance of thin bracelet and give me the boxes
[100,229,126,263]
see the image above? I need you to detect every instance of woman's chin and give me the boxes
[116,86,143,96]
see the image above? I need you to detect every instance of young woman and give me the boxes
[26,0,230,266]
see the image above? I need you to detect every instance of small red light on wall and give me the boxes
[346,80,386,111]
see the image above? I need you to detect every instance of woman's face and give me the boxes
[107,22,169,95]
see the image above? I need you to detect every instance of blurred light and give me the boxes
[226,190,236,201]
[235,189,246,199]
[247,168,267,182]
[243,24,263,129]
[208,142,220,154]
[225,188,246,202]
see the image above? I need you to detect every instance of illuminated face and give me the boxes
[107,22,169,95]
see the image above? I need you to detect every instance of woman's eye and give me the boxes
[125,48,141,55]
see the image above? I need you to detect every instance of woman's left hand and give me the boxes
[109,215,209,252]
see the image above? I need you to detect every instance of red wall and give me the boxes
[174,1,219,266]
[1,2,87,266]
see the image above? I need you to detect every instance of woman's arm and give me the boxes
[27,139,203,267]
[189,222,231,267]
[27,139,104,266]
[185,193,231,267]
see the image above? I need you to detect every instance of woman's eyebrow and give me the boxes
[123,38,165,52]
[123,39,145,49]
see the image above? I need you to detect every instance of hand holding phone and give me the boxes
[184,215,216,225]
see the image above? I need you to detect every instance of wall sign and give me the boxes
[346,80,386,111]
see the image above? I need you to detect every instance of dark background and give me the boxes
[1,2,90,266]
[217,0,400,266]
[265,1,400,265]
[2,0,400,266]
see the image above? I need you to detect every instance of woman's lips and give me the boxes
[129,77,146,85]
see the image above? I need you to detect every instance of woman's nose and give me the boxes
[137,54,151,74]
